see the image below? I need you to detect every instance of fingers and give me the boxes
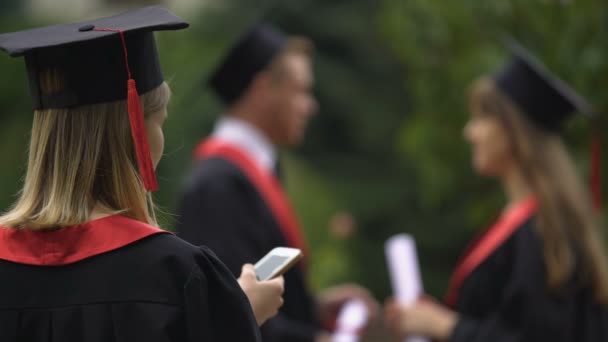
[241,263,255,276]
[383,299,400,323]
[364,294,381,319]
[274,275,285,287]
[262,275,285,308]
[267,275,285,295]
[383,300,407,339]
[267,275,284,286]
[418,293,438,305]
[341,285,380,319]
[273,296,284,314]
[238,263,257,283]
[264,278,285,321]
[384,297,398,312]
[271,276,285,308]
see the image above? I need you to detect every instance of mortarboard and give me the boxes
[494,40,596,132]
[208,23,287,105]
[0,6,189,191]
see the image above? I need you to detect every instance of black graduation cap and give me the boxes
[494,40,595,132]
[0,5,188,109]
[208,23,287,105]
[0,6,189,191]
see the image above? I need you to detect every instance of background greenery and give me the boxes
[1,0,606,308]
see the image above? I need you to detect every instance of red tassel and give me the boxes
[92,27,159,192]
[591,130,602,211]
[128,79,158,192]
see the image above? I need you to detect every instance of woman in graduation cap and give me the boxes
[0,6,284,342]
[384,43,608,342]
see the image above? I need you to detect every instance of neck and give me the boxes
[501,164,532,206]
[228,103,273,142]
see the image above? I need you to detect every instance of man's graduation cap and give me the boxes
[208,23,288,105]
[0,6,189,191]
[494,40,602,209]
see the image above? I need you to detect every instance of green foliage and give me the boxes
[0,0,606,305]
[0,9,32,213]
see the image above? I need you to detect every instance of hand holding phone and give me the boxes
[254,247,303,281]
[238,264,284,325]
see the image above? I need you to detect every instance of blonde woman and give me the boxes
[0,6,283,341]
[385,45,608,341]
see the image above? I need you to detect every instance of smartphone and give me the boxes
[254,247,303,281]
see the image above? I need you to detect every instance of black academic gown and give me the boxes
[0,215,261,342]
[177,157,320,342]
[449,218,608,342]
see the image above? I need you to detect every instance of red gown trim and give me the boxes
[0,215,169,266]
[194,138,309,258]
[444,196,539,306]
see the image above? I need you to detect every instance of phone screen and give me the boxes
[255,255,289,280]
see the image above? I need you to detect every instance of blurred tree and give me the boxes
[0,6,32,215]
[0,0,606,310]
[0,0,21,13]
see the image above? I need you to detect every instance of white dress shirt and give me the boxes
[212,116,277,173]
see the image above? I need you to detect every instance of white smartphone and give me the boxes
[254,247,303,281]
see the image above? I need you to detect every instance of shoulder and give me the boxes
[151,236,238,286]
[190,157,246,184]
[123,233,231,277]
[489,217,540,253]
[133,233,216,261]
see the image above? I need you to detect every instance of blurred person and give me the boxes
[385,43,608,342]
[0,6,284,341]
[176,24,378,342]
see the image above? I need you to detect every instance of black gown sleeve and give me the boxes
[448,224,604,342]
[184,246,261,342]
[176,165,320,342]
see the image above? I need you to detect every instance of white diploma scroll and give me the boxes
[385,234,429,342]
[332,299,368,342]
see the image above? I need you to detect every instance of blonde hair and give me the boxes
[469,77,608,303]
[0,69,171,230]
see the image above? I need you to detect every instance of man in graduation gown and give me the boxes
[176,24,376,342]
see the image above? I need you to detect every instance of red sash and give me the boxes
[194,138,309,258]
[0,215,169,266]
[444,196,538,306]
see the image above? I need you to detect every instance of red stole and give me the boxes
[0,215,169,266]
[194,138,309,258]
[444,196,539,306]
